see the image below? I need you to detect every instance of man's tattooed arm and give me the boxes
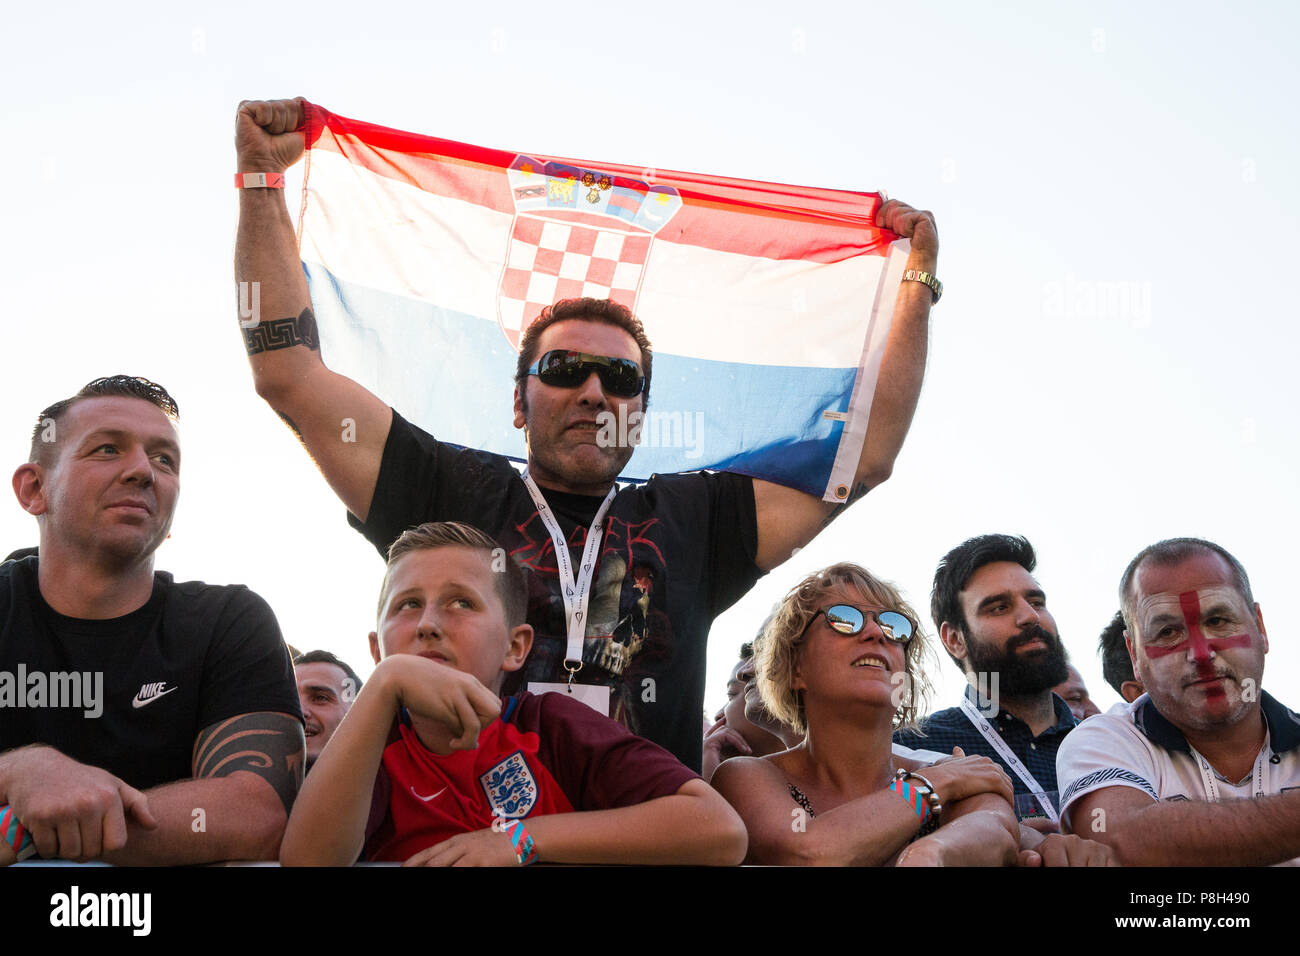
[193,711,305,815]
[243,306,321,356]
[99,712,305,864]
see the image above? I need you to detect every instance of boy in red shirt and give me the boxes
[281,521,747,865]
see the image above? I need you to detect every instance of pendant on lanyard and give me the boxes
[519,468,617,692]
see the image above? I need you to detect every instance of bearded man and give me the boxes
[894,534,1075,827]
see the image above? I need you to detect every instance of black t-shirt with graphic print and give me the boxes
[348,410,764,771]
[0,556,301,790]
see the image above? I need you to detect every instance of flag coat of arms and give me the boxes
[296,102,909,500]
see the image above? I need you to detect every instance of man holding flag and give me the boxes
[233,97,939,770]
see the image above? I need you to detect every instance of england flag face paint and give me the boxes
[1131,552,1267,733]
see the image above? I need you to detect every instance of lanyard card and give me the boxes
[528,681,611,716]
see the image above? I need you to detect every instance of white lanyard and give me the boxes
[959,696,1060,823]
[519,469,617,681]
[1188,736,1269,802]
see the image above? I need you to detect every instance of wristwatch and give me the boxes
[902,269,942,304]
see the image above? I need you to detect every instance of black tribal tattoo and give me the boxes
[243,307,321,355]
[193,712,304,815]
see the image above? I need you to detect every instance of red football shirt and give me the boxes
[365,691,696,862]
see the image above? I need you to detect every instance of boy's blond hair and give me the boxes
[377,522,528,628]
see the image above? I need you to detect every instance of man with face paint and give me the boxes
[1057,538,1300,866]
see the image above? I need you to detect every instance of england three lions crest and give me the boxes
[497,156,683,349]
[480,751,539,818]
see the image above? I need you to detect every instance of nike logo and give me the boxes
[132,681,178,709]
[410,786,447,803]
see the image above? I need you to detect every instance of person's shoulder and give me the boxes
[0,554,37,610]
[624,470,753,518]
[0,553,37,581]
[517,689,622,734]
[1058,698,1146,757]
[1057,698,1166,808]
[901,704,966,732]
[160,572,258,602]
[923,703,966,724]
[0,553,37,573]
[642,470,752,491]
[1076,697,1141,733]
[1049,691,1080,731]
[713,752,785,782]
[388,409,517,473]
[157,573,279,625]
[1261,690,1300,741]
[892,742,949,766]
[515,693,688,773]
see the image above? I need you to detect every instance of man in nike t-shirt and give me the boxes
[0,376,303,866]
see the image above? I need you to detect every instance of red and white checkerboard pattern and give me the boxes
[497,215,652,347]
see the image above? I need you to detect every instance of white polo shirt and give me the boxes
[1057,690,1300,865]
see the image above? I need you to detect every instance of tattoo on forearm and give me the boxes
[821,481,872,529]
[243,307,321,355]
[193,712,305,815]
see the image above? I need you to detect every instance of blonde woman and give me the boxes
[712,563,1020,866]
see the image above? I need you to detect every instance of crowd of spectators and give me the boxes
[0,97,1294,867]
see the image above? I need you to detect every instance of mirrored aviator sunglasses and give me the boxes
[820,604,914,645]
[527,350,644,398]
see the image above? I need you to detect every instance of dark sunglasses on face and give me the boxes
[807,604,915,644]
[526,350,645,398]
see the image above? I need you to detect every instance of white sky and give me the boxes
[2,0,1296,722]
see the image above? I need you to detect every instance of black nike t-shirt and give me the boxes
[0,556,301,790]
[347,410,764,771]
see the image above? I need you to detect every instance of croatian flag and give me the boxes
[296,102,909,501]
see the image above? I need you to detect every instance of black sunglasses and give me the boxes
[526,350,644,399]
[804,604,915,645]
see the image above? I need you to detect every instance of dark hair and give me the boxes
[739,642,754,661]
[30,375,180,465]
[514,298,653,412]
[1097,610,1132,695]
[379,521,527,629]
[293,649,365,696]
[1118,537,1253,641]
[930,534,1038,669]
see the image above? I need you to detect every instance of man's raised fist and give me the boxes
[236,97,308,173]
